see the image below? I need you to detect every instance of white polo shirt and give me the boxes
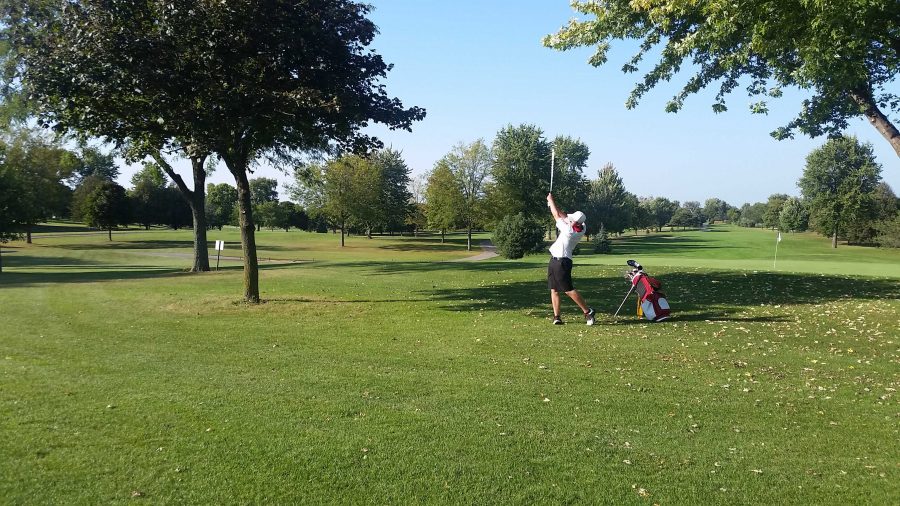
[548,217,585,259]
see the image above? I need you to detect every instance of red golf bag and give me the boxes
[630,271,671,322]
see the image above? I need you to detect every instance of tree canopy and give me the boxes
[79,180,130,240]
[491,124,552,220]
[799,135,882,247]
[544,0,900,157]
[7,0,425,301]
[436,140,492,250]
[425,160,464,243]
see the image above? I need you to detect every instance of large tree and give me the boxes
[845,181,898,244]
[206,183,238,231]
[374,149,413,236]
[321,155,372,247]
[738,202,768,228]
[641,196,679,232]
[5,1,214,272]
[0,130,73,242]
[289,164,329,232]
[703,198,730,224]
[425,161,464,243]
[71,147,119,187]
[491,124,552,220]
[544,1,900,158]
[586,163,630,234]
[549,136,591,219]
[670,201,705,230]
[799,136,882,247]
[79,180,131,240]
[10,0,424,302]
[249,177,279,231]
[0,155,23,273]
[779,197,809,233]
[129,162,168,230]
[406,173,428,237]
[437,140,492,250]
[763,194,791,229]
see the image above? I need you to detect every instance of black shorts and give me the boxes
[548,257,574,292]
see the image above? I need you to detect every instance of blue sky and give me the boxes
[122,0,899,207]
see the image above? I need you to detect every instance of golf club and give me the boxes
[550,147,555,193]
[613,284,636,317]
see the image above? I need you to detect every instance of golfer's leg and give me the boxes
[565,289,590,313]
[550,289,561,316]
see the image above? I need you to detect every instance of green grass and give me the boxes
[1,225,898,504]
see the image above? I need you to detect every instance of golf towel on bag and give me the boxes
[631,273,671,322]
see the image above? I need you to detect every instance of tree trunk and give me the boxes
[851,87,900,157]
[832,230,838,249]
[189,195,210,272]
[230,163,260,303]
[108,227,112,241]
[0,243,3,273]
[153,151,210,272]
[441,229,445,243]
[188,157,210,272]
[340,219,345,247]
[26,225,32,244]
[467,226,472,251]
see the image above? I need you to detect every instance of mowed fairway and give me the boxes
[1,225,898,504]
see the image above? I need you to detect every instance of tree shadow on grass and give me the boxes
[2,253,101,269]
[331,259,538,275]
[0,266,189,287]
[55,239,198,251]
[54,239,298,253]
[421,270,900,320]
[0,253,302,287]
[600,233,727,256]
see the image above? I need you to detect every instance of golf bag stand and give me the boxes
[625,260,671,322]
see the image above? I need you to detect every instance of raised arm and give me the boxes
[547,193,565,221]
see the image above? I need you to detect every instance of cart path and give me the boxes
[119,251,306,263]
[452,240,498,262]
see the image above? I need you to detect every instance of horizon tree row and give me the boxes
[417,127,899,253]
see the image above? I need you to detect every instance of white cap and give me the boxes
[567,211,586,224]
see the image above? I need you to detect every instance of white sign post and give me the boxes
[215,240,225,271]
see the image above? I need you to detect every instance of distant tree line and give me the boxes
[286,126,899,258]
[0,128,319,247]
[728,136,898,248]
[410,129,899,255]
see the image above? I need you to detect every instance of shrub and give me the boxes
[593,225,612,254]
[492,213,545,259]
[875,215,900,248]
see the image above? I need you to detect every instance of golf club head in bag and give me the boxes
[625,259,643,281]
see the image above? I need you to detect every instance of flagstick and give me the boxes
[774,232,780,269]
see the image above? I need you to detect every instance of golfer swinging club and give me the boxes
[546,193,595,325]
